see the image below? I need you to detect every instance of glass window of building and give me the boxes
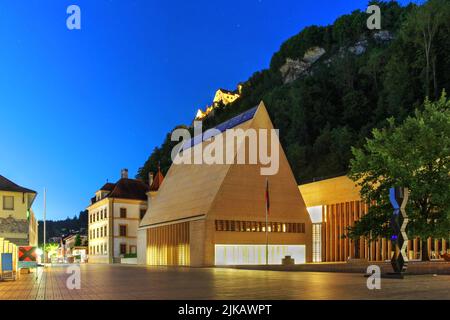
[119,225,127,237]
[3,196,14,210]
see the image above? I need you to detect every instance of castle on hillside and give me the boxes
[195,85,242,120]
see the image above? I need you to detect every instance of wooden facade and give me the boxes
[140,102,313,266]
[321,200,448,262]
[146,222,190,266]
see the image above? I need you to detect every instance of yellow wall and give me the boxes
[87,198,111,263]
[88,197,147,264]
[0,191,37,247]
[0,191,29,219]
[28,210,38,247]
[299,176,361,207]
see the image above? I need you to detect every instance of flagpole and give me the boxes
[265,178,268,266]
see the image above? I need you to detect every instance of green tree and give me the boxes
[137,0,450,185]
[348,93,450,260]
[400,0,450,99]
[44,243,60,261]
[44,243,59,252]
[137,126,189,182]
[74,234,82,247]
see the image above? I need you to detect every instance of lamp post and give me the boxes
[265,178,269,265]
[43,188,47,264]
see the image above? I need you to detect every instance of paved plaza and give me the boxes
[1,264,449,300]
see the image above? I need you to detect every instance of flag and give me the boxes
[265,178,270,215]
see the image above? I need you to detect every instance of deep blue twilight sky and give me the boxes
[0,1,412,220]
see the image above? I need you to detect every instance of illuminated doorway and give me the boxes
[307,206,323,263]
[312,223,322,262]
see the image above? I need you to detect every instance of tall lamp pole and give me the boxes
[265,203,268,265]
[265,178,269,265]
[43,188,47,264]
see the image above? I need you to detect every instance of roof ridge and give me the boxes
[182,105,259,152]
[106,176,150,201]
[149,168,164,191]
[0,174,37,194]
[204,104,262,216]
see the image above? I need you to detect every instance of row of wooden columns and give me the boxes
[147,221,190,266]
[322,201,449,262]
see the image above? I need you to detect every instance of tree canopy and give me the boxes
[348,93,450,258]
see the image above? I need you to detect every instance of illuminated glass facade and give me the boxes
[312,223,322,262]
[215,244,306,265]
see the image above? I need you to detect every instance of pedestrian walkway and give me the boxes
[232,261,450,274]
[1,264,449,300]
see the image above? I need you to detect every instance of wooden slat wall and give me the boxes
[146,222,190,266]
[322,200,448,262]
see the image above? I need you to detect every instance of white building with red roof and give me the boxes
[86,168,163,263]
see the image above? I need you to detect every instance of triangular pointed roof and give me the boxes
[149,167,164,191]
[140,101,311,228]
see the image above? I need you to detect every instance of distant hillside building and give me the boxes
[139,102,312,266]
[195,86,242,120]
[48,236,62,244]
[62,233,88,263]
[64,233,88,249]
[212,87,241,105]
[0,175,38,247]
[87,169,163,263]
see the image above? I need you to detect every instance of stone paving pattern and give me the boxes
[233,261,450,274]
[1,264,449,300]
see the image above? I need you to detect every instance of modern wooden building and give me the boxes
[299,175,449,262]
[138,102,313,266]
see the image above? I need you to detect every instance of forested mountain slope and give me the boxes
[138,0,450,184]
